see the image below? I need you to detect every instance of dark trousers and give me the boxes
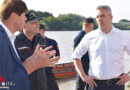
[30,68,47,90]
[88,79,125,90]
[75,60,89,90]
[46,72,59,90]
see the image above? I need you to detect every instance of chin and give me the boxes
[17,27,23,31]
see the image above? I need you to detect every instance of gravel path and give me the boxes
[57,76,76,90]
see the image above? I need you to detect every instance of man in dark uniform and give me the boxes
[15,12,47,90]
[73,18,94,90]
[39,24,60,90]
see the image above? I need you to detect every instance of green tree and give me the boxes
[119,19,130,22]
[56,14,85,30]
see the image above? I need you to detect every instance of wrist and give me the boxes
[80,73,88,78]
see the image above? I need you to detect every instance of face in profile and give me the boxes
[14,13,27,31]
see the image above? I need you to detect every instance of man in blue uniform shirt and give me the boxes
[73,18,94,90]
[39,24,60,90]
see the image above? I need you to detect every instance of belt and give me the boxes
[95,73,124,85]
[95,78,120,85]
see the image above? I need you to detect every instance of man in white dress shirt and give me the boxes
[72,5,130,90]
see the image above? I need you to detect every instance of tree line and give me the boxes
[30,10,130,30]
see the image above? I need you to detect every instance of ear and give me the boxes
[10,12,17,20]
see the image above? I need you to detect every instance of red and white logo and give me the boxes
[0,76,15,89]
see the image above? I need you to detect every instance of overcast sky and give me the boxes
[0,0,130,23]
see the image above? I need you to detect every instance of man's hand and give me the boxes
[23,44,59,75]
[116,73,130,85]
[81,74,98,88]
[33,44,59,68]
[73,59,98,88]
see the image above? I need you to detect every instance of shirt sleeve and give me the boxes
[72,34,89,60]
[73,35,83,48]
[54,40,60,56]
[124,32,130,55]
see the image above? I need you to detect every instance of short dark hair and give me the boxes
[0,0,28,20]
[39,24,45,30]
[83,18,94,27]
[84,18,94,24]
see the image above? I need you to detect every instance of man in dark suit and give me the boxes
[0,0,59,90]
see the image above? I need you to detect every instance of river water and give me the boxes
[46,31,78,64]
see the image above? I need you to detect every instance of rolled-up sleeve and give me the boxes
[72,34,89,60]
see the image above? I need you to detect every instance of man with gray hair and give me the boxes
[72,5,130,90]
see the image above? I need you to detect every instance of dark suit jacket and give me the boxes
[0,25,30,90]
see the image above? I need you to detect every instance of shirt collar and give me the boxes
[0,21,16,39]
[98,25,117,35]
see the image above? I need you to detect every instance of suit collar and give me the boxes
[0,21,14,38]
[0,25,23,66]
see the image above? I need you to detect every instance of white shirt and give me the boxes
[0,21,20,59]
[72,26,130,80]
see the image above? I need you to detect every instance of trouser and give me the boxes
[88,79,125,90]
[75,60,89,90]
[30,68,47,90]
[46,72,59,90]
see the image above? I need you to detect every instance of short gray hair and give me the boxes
[96,5,112,15]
